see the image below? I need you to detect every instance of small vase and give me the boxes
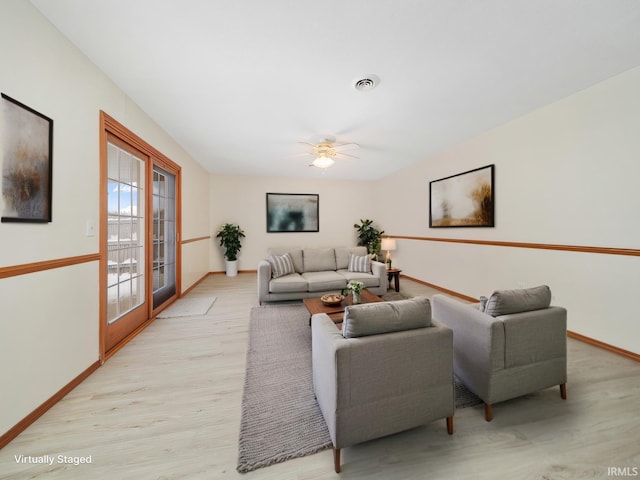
[352,291,361,304]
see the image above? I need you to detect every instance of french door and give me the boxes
[152,165,177,310]
[100,112,181,358]
[104,134,148,352]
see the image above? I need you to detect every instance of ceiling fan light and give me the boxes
[312,155,335,169]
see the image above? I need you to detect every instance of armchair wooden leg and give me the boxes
[560,383,567,400]
[446,416,454,435]
[333,448,341,473]
[484,403,493,422]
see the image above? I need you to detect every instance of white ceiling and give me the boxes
[31,0,640,180]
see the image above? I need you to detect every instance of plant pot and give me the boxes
[352,291,361,304]
[225,260,238,277]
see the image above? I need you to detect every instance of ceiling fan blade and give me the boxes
[335,152,359,159]
[333,143,359,151]
[298,141,319,148]
[292,152,313,157]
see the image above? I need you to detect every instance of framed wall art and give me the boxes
[1,93,54,223]
[429,164,494,228]
[266,193,319,232]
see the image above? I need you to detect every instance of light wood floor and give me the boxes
[1,274,638,479]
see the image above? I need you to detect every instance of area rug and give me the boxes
[237,305,332,473]
[156,296,216,318]
[381,291,412,301]
[237,304,482,473]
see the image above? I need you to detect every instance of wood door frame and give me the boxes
[99,112,182,361]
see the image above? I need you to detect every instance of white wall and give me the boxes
[375,66,640,354]
[209,175,379,272]
[0,1,210,437]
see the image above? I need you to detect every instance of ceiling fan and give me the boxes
[296,137,359,170]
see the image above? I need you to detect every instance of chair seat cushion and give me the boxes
[484,285,552,316]
[342,296,432,338]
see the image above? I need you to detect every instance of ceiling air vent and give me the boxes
[354,75,380,91]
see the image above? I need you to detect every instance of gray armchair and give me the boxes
[432,286,567,421]
[312,297,454,473]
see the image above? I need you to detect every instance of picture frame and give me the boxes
[266,193,319,233]
[1,93,54,223]
[429,164,494,228]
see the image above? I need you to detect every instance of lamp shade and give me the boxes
[381,238,396,251]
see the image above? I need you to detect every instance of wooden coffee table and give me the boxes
[303,289,383,324]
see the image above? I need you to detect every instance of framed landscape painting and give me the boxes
[1,93,54,223]
[429,164,494,228]
[266,193,319,232]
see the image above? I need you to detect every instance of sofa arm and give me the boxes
[432,294,506,401]
[257,260,272,303]
[371,260,386,285]
[499,307,567,369]
[311,314,347,446]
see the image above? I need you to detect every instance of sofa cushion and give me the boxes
[484,285,552,317]
[268,253,295,278]
[337,269,379,288]
[267,248,304,273]
[335,246,368,270]
[269,273,308,293]
[342,296,432,338]
[301,271,346,292]
[303,248,337,272]
[348,254,371,273]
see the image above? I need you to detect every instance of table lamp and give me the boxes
[380,238,396,269]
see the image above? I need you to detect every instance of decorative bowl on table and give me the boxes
[321,293,344,306]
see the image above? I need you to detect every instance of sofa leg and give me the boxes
[333,448,341,473]
[560,383,567,400]
[484,403,493,422]
[446,416,454,435]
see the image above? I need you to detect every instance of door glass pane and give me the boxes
[152,165,176,308]
[107,141,145,325]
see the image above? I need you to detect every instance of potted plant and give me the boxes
[216,223,246,277]
[343,280,365,304]
[353,219,385,260]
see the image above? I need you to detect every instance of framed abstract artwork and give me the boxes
[266,193,319,232]
[429,164,494,228]
[1,93,54,223]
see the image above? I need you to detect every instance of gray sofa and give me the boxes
[257,246,387,303]
[312,297,454,473]
[432,286,567,421]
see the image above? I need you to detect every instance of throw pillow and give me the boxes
[484,285,552,316]
[479,296,488,312]
[268,253,295,278]
[348,254,371,273]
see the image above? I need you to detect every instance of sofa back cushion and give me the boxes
[303,248,337,272]
[484,285,552,316]
[267,248,303,273]
[342,296,431,338]
[335,246,368,270]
